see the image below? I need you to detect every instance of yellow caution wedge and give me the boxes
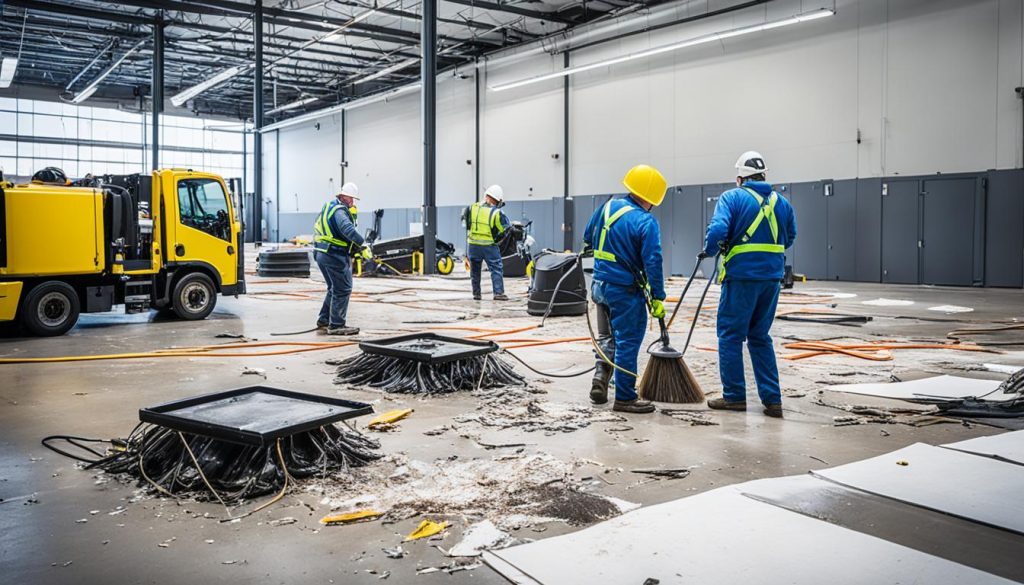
[405,519,449,541]
[368,408,414,429]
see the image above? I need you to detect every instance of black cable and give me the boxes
[270,327,320,336]
[501,349,595,378]
[41,435,115,463]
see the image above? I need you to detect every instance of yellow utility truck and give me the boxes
[0,169,245,336]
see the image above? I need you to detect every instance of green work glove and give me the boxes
[360,246,373,261]
[649,299,666,319]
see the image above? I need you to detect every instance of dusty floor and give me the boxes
[1,254,1022,584]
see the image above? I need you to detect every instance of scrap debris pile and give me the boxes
[90,423,381,503]
[453,385,627,434]
[333,334,525,394]
[313,452,631,530]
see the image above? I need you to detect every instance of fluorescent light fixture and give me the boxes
[0,57,18,88]
[71,39,146,103]
[489,8,835,92]
[171,64,253,107]
[266,95,319,116]
[323,8,378,41]
[353,57,419,85]
[259,82,421,131]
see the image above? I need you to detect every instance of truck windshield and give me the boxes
[177,178,231,241]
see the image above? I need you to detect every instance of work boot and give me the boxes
[493,293,509,301]
[326,326,360,336]
[316,321,329,333]
[613,399,656,414]
[707,398,747,411]
[763,403,784,418]
[590,362,612,405]
[473,294,482,301]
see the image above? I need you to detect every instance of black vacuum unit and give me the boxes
[258,248,312,277]
[44,386,380,504]
[498,221,532,278]
[334,333,525,394]
[527,251,587,317]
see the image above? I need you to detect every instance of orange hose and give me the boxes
[501,337,590,349]
[469,324,540,339]
[0,341,357,364]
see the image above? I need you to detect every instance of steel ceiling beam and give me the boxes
[442,0,574,24]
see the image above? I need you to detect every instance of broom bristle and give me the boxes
[638,355,705,403]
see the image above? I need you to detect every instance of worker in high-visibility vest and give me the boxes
[702,151,797,418]
[462,185,511,301]
[313,182,369,335]
[583,165,668,414]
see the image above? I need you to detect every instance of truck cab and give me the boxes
[0,169,245,336]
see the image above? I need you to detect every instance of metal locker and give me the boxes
[572,195,594,250]
[827,179,857,281]
[671,186,704,276]
[789,181,827,280]
[699,183,731,277]
[985,170,1024,287]
[881,179,920,284]
[920,177,976,286]
[855,178,883,282]
[652,189,673,278]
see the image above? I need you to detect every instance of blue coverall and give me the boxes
[703,180,797,405]
[462,204,511,297]
[583,196,666,402]
[314,200,365,328]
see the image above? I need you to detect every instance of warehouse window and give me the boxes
[177,178,231,241]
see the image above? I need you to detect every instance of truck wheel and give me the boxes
[172,273,217,321]
[21,281,80,336]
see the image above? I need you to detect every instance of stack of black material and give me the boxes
[47,387,380,504]
[257,248,311,277]
[527,251,587,317]
[334,333,525,394]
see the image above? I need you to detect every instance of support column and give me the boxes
[151,16,164,171]
[421,0,438,273]
[253,3,264,244]
[563,51,573,250]
[474,57,481,202]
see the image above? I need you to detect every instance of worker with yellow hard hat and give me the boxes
[582,164,668,414]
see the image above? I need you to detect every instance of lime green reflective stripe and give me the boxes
[468,202,497,245]
[594,201,633,263]
[313,203,349,248]
[718,189,783,282]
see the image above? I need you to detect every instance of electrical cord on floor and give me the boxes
[501,348,596,378]
[41,435,115,463]
[270,328,320,336]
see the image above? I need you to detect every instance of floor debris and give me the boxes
[368,408,414,430]
[631,468,692,480]
[321,510,382,526]
[660,409,719,426]
[447,520,514,557]
[405,519,449,541]
[456,386,626,434]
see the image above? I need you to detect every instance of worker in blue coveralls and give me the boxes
[313,182,369,335]
[463,184,512,301]
[583,164,669,414]
[702,151,797,418]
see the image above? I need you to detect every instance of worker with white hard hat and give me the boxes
[462,184,511,301]
[312,182,367,335]
[701,151,797,418]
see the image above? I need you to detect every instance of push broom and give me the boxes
[637,256,715,403]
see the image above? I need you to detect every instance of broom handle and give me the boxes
[657,317,671,348]
[666,256,703,329]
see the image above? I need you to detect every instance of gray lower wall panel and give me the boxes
[985,170,1024,287]
[855,178,883,282]
[274,171,1020,288]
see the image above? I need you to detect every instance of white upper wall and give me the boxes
[268,0,1024,209]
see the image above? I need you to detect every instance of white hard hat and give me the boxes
[735,151,768,178]
[484,184,504,203]
[339,182,360,199]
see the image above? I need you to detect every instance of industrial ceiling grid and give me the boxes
[0,0,650,121]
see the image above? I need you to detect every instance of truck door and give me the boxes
[171,175,238,287]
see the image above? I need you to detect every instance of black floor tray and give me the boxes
[139,386,374,446]
[358,333,498,365]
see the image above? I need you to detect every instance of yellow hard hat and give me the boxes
[622,164,667,207]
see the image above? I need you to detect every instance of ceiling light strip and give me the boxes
[489,8,834,92]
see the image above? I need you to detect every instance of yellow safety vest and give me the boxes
[718,187,786,282]
[467,202,503,246]
[592,200,633,263]
[314,201,351,250]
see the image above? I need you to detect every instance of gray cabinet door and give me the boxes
[985,170,1024,287]
[855,178,883,282]
[827,180,857,281]
[671,186,704,276]
[789,181,827,280]
[701,184,727,277]
[881,180,920,284]
[651,191,674,278]
[571,195,595,250]
[920,177,975,286]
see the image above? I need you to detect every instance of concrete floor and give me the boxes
[1,258,1022,584]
